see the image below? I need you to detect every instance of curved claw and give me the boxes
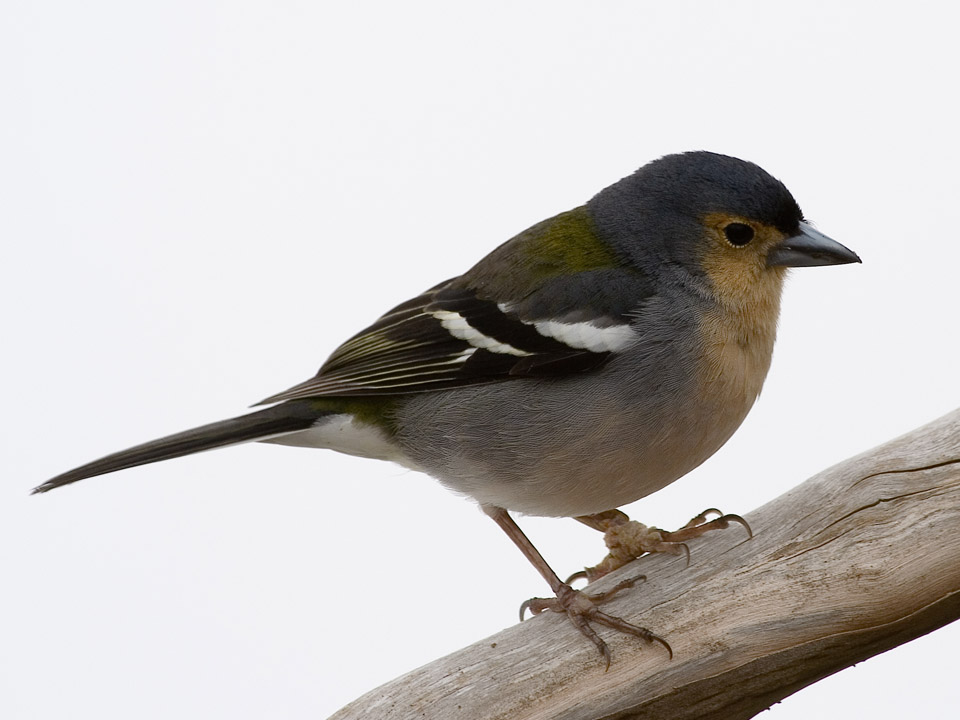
[518,580,667,667]
[519,596,549,621]
[565,569,589,586]
[722,513,753,539]
[580,506,754,584]
[564,601,614,668]
[661,509,753,544]
[590,608,673,660]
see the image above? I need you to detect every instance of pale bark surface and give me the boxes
[331,409,960,720]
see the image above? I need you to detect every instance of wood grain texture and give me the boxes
[331,409,960,720]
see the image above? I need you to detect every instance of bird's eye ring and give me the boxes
[723,222,755,247]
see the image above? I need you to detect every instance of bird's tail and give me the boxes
[32,401,324,494]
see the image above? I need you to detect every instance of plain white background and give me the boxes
[3,2,958,718]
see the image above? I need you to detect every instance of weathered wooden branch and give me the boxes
[331,409,960,720]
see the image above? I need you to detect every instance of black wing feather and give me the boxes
[255,277,636,404]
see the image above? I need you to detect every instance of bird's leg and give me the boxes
[483,505,670,667]
[570,508,752,583]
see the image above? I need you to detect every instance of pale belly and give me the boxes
[391,333,772,517]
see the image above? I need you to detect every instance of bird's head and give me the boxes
[587,151,860,310]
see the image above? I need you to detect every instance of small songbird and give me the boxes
[34,151,860,664]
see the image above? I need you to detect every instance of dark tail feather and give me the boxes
[33,401,323,494]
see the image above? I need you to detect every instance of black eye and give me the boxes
[724,222,755,247]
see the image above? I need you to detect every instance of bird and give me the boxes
[34,151,861,664]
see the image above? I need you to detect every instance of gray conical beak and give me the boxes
[767,222,861,268]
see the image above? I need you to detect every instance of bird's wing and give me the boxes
[258,204,657,404]
[256,267,654,403]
